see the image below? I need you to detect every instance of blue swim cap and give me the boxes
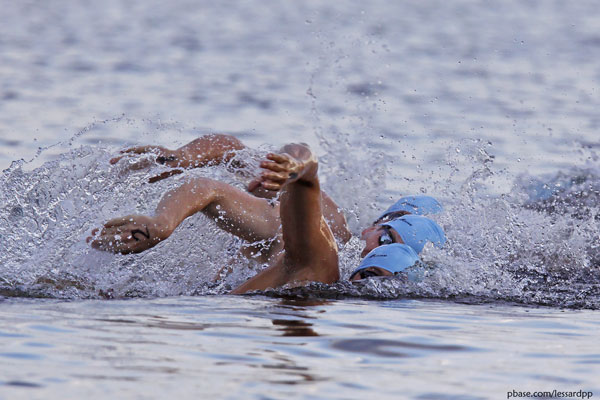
[377,195,443,221]
[351,243,420,277]
[383,215,446,254]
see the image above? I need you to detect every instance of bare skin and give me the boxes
[230,144,339,293]
[89,135,415,288]
[109,133,351,243]
[360,224,405,257]
[349,267,393,281]
[88,178,282,258]
[109,134,245,182]
[90,143,338,293]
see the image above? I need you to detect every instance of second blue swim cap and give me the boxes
[377,195,443,221]
[384,215,446,254]
[352,243,420,277]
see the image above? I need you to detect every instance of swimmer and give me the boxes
[89,137,445,292]
[90,135,349,267]
[359,198,446,257]
[106,133,352,245]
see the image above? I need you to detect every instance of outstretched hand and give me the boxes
[87,215,170,254]
[248,152,305,192]
[110,145,178,166]
[110,146,183,183]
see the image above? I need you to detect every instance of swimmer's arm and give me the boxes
[111,133,350,240]
[89,177,280,254]
[110,134,246,181]
[247,161,350,243]
[164,134,246,168]
[109,133,350,242]
[231,144,339,294]
[152,177,280,243]
[321,192,352,243]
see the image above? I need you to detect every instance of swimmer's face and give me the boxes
[359,210,411,257]
[360,224,404,257]
[371,210,411,226]
[349,266,394,281]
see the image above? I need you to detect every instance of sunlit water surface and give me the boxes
[1,0,600,398]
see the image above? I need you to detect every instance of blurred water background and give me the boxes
[1,0,599,398]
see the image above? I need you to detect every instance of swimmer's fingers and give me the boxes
[247,178,262,193]
[110,146,179,170]
[264,152,303,176]
[259,152,304,191]
[119,145,163,156]
[89,232,129,253]
[258,167,289,191]
[109,156,124,165]
[109,146,160,165]
[88,215,165,254]
[89,228,155,254]
[252,152,302,192]
[110,156,155,171]
[260,160,288,172]
[265,153,291,164]
[260,181,282,191]
[122,145,159,154]
[102,216,138,229]
[261,170,288,183]
[101,214,158,233]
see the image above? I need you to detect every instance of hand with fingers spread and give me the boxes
[87,215,171,254]
[250,144,316,192]
[259,152,303,191]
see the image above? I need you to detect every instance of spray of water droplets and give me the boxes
[1,123,599,308]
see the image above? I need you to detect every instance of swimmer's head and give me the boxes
[382,215,446,254]
[361,215,446,256]
[374,195,443,225]
[350,243,420,281]
[360,223,404,257]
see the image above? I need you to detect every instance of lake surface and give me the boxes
[1,297,599,400]
[1,0,599,398]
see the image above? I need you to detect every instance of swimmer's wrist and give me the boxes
[152,214,176,239]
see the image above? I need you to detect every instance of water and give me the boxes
[1,297,599,400]
[1,0,600,398]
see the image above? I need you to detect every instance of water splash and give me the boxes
[1,128,599,309]
[269,142,600,309]
[0,137,258,299]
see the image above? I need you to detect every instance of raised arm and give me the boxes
[231,144,339,294]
